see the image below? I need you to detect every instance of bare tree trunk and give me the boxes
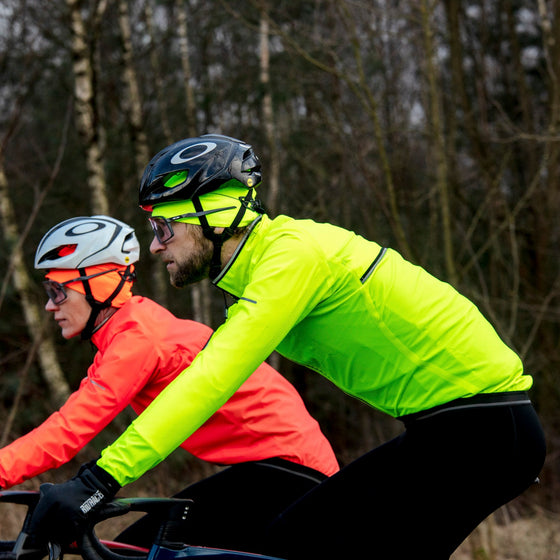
[177,0,197,137]
[0,162,71,408]
[259,8,280,217]
[443,0,491,178]
[176,0,212,326]
[67,0,109,215]
[144,0,173,145]
[259,6,280,369]
[419,0,457,284]
[538,0,560,190]
[120,0,170,310]
[118,0,151,178]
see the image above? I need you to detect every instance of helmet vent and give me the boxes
[122,232,137,253]
[38,244,77,264]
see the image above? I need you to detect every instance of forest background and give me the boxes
[1,0,559,558]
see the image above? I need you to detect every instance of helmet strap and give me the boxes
[191,196,251,281]
[79,266,135,340]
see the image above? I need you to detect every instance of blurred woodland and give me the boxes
[0,0,559,550]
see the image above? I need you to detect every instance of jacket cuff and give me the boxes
[89,463,121,495]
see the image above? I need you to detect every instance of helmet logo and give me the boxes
[170,142,217,165]
[66,221,106,237]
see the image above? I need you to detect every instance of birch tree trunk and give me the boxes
[67,0,109,215]
[0,162,71,408]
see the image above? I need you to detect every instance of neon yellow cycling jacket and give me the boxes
[99,215,532,485]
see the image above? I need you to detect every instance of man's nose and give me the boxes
[150,236,165,254]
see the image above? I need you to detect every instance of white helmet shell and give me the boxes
[35,215,140,269]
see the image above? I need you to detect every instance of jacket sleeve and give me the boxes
[98,236,332,485]
[0,327,160,488]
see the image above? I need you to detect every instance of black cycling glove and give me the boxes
[28,463,121,545]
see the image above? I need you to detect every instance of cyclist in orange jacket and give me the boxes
[5,214,338,552]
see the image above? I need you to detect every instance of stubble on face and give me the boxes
[169,224,214,288]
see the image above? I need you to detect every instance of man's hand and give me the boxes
[28,464,121,545]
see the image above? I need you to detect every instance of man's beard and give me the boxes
[171,233,214,288]
[171,255,211,287]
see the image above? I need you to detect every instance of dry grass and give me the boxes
[451,510,560,560]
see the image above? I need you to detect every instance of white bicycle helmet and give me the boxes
[35,216,140,340]
[35,215,140,269]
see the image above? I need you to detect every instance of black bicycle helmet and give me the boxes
[140,134,265,281]
[139,134,262,211]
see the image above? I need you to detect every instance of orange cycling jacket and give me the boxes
[0,296,338,488]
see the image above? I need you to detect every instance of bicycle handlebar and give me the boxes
[78,497,191,560]
[0,491,185,560]
[0,491,284,560]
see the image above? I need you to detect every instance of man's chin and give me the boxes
[169,273,186,288]
[171,273,196,288]
[169,264,210,288]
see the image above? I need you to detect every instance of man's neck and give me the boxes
[221,234,244,265]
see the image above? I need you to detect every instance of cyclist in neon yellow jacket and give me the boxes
[30,135,546,560]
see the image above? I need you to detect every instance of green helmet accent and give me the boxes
[164,171,189,189]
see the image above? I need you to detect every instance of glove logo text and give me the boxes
[80,490,105,514]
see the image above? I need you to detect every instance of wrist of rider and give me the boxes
[83,464,121,498]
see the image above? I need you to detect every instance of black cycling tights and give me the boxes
[115,457,326,554]
[264,403,546,560]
